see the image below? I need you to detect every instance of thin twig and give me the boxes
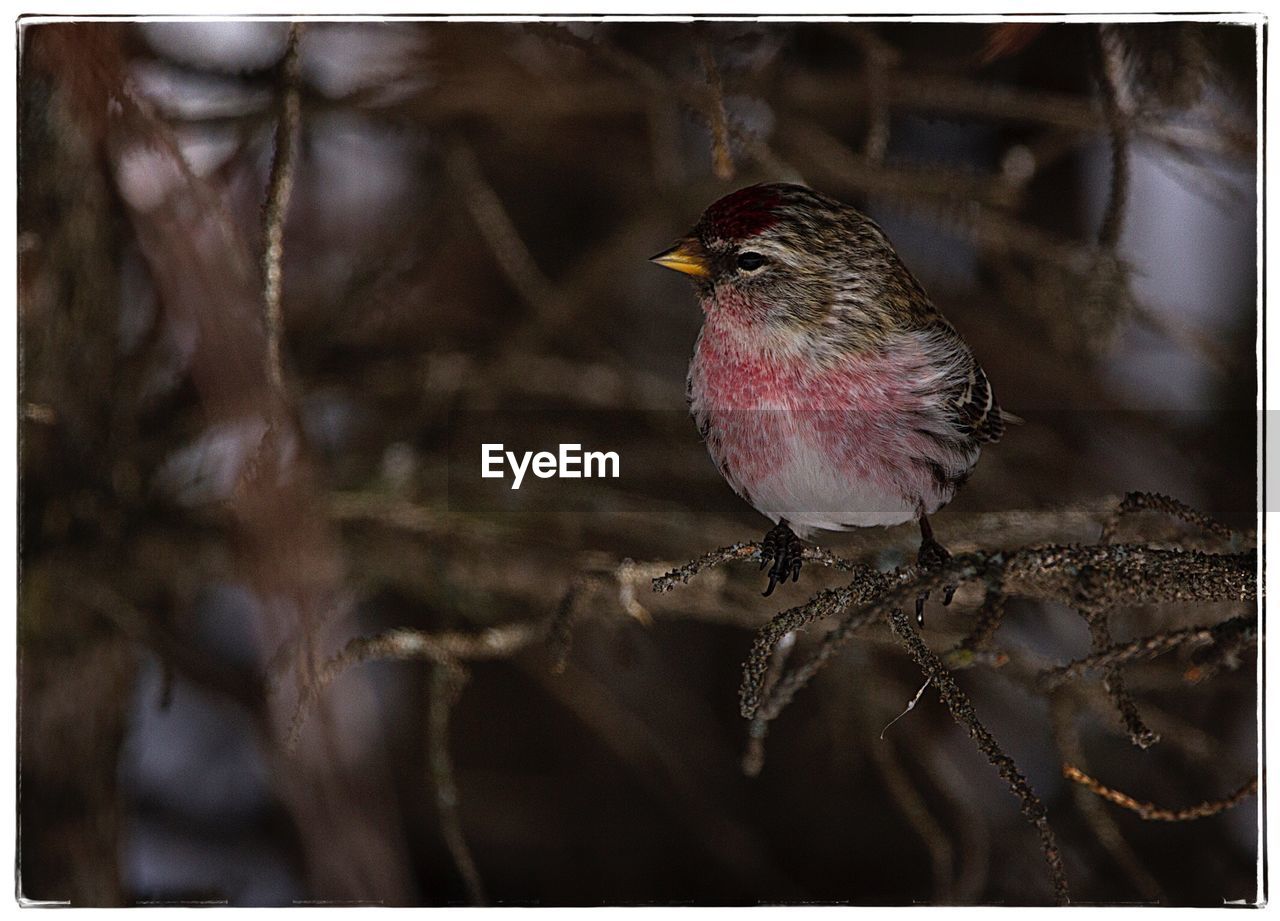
[887,608,1069,904]
[428,661,487,906]
[261,22,304,399]
[1050,696,1166,902]
[944,581,1008,668]
[741,630,796,777]
[446,143,561,328]
[848,26,898,162]
[870,732,954,902]
[1077,604,1159,749]
[288,623,544,748]
[1063,765,1258,822]
[1095,25,1131,251]
[697,41,735,180]
[1040,615,1257,689]
[1099,490,1235,545]
[741,567,908,720]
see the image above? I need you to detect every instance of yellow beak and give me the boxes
[650,238,710,278]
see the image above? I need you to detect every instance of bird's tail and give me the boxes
[1000,409,1025,426]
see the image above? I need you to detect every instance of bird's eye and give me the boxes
[736,251,767,271]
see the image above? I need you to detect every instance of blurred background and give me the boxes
[18,19,1259,906]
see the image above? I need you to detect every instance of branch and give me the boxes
[288,623,543,748]
[1076,603,1159,749]
[261,22,304,400]
[1040,614,1257,689]
[696,41,735,180]
[887,609,1069,905]
[1095,25,1131,251]
[428,662,487,906]
[653,541,871,593]
[1099,490,1235,545]
[1062,765,1258,822]
[1050,697,1166,902]
[446,143,562,328]
[736,542,1254,726]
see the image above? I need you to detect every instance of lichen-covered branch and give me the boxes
[734,541,1254,726]
[1041,614,1257,689]
[653,541,872,592]
[1099,490,1235,545]
[887,609,1069,905]
[1076,604,1159,749]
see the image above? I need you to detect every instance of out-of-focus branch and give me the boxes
[288,623,543,748]
[446,143,562,329]
[887,608,1069,905]
[1040,614,1257,689]
[869,733,954,902]
[696,41,735,180]
[427,662,487,906]
[1063,765,1258,822]
[1050,697,1166,903]
[1095,25,1132,251]
[845,26,899,162]
[261,22,304,400]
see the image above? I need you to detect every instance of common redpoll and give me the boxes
[652,183,1010,602]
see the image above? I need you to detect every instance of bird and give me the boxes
[651,182,1012,609]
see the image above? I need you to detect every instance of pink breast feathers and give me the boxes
[690,324,952,533]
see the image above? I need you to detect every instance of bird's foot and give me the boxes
[915,536,956,626]
[760,521,804,597]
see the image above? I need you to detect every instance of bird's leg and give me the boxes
[915,513,956,625]
[760,519,804,597]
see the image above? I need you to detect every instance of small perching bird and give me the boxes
[652,182,1012,604]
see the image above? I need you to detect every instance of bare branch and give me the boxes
[1095,25,1131,251]
[428,662,488,906]
[944,580,1008,668]
[446,143,562,328]
[696,41,735,180]
[288,623,544,748]
[1051,697,1166,902]
[738,542,1254,726]
[1040,614,1257,689]
[870,733,954,902]
[1062,765,1258,822]
[261,22,304,400]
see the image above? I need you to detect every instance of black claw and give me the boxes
[760,521,804,596]
[917,536,952,571]
[914,526,953,627]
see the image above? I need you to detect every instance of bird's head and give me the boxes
[652,182,927,336]
[650,182,877,326]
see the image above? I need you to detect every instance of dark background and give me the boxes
[18,19,1259,906]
